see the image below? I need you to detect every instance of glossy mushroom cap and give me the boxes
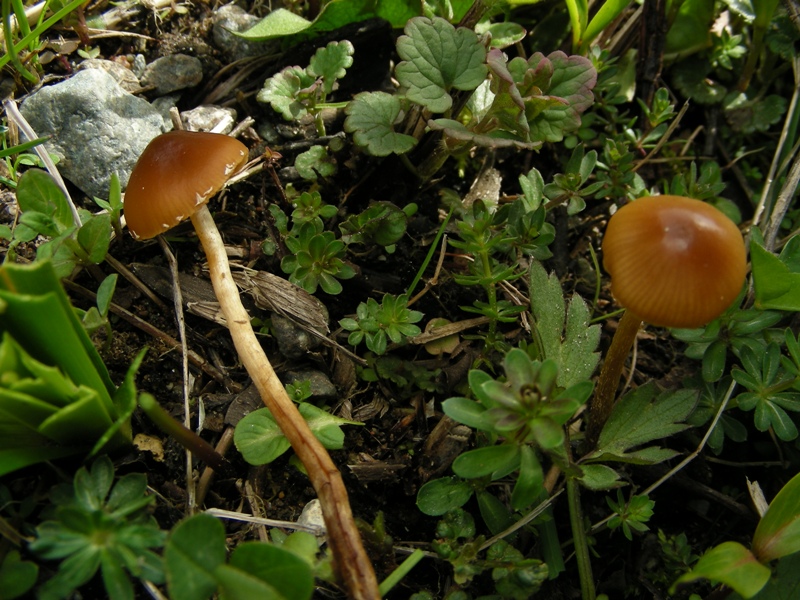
[124,130,248,240]
[603,195,747,329]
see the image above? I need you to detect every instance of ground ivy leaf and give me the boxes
[295,146,337,181]
[525,51,597,142]
[308,40,354,95]
[588,383,698,464]
[395,16,487,113]
[257,67,316,121]
[344,92,417,156]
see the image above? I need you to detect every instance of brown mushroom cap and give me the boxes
[603,195,747,329]
[124,130,248,240]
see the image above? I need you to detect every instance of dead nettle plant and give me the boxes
[342,16,598,182]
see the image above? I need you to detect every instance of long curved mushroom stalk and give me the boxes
[124,131,379,600]
[584,195,747,451]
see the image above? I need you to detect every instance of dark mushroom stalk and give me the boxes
[584,195,747,450]
[124,131,379,600]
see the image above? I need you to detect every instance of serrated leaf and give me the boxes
[529,262,600,387]
[295,146,337,181]
[588,383,698,464]
[344,92,417,156]
[395,16,487,113]
[308,40,354,95]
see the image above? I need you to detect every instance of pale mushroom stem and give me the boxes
[584,310,642,451]
[190,205,380,600]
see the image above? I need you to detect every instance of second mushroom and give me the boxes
[585,195,748,449]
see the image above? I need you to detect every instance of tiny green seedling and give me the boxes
[281,221,355,294]
[339,293,423,356]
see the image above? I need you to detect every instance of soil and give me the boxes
[2,2,796,600]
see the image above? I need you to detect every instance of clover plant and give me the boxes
[29,456,165,600]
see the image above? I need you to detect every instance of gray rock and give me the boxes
[212,4,274,61]
[271,314,321,359]
[76,58,140,93]
[141,54,203,95]
[19,69,165,198]
[182,105,237,133]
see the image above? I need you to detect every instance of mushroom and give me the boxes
[124,131,379,600]
[584,195,747,449]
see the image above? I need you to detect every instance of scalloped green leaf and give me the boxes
[395,16,487,113]
[344,92,417,156]
[257,67,317,121]
[308,40,354,95]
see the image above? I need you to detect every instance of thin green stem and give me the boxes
[567,477,596,600]
[479,249,498,335]
[378,549,425,596]
[2,0,36,82]
[406,207,452,297]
